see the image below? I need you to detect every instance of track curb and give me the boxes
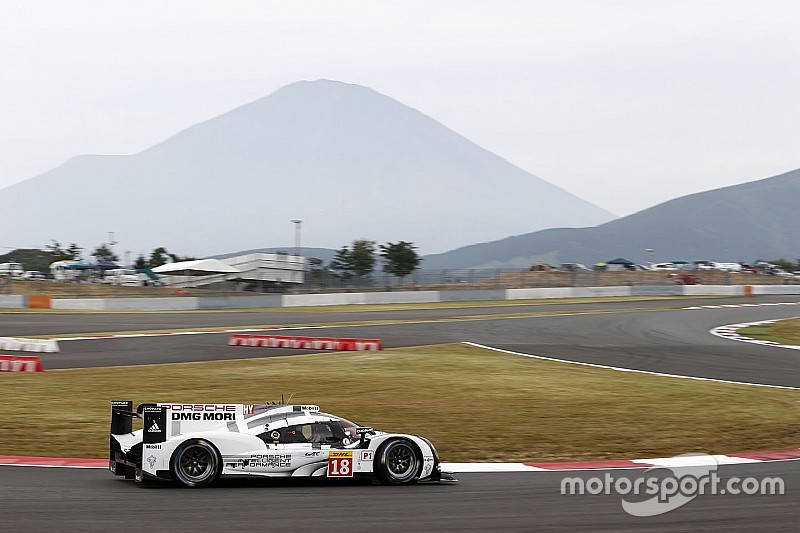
[3,449,800,472]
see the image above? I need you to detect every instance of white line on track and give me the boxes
[463,342,800,391]
[710,318,800,350]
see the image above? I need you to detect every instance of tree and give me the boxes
[46,240,82,261]
[148,247,170,268]
[134,255,148,269]
[350,240,377,279]
[329,246,354,280]
[144,247,196,268]
[380,241,421,282]
[767,258,799,272]
[91,244,119,263]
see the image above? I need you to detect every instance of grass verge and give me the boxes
[738,317,800,346]
[1,344,797,462]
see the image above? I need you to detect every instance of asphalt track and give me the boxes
[2,295,800,531]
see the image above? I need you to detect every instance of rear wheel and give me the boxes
[170,439,221,488]
[374,439,421,485]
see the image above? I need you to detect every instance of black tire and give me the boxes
[169,439,222,488]
[374,439,421,485]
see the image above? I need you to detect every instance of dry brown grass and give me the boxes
[1,344,797,462]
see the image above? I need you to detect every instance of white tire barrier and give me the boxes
[0,337,60,353]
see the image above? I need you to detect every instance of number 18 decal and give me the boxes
[328,451,354,477]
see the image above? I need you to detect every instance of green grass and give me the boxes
[738,317,800,346]
[1,344,797,462]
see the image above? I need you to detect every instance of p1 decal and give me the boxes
[327,450,353,477]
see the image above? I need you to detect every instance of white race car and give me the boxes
[109,400,456,487]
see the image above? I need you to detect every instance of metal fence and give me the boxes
[3,268,796,298]
[299,268,797,293]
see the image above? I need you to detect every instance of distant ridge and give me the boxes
[422,168,800,269]
[0,80,614,257]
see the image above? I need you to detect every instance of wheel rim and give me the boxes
[386,443,417,480]
[178,445,215,483]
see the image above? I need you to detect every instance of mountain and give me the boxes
[0,80,614,257]
[422,168,800,269]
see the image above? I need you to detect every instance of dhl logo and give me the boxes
[329,451,353,459]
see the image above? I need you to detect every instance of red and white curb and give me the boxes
[445,449,800,472]
[3,450,800,472]
[711,319,800,350]
[0,456,109,469]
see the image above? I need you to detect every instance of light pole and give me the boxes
[107,231,117,262]
[646,248,655,265]
[291,219,302,258]
[291,219,302,284]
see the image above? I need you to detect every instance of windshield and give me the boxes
[339,418,363,440]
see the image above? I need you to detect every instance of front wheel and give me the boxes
[374,439,421,485]
[170,439,221,488]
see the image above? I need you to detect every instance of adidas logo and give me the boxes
[147,422,161,433]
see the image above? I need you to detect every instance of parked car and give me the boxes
[559,263,591,271]
[650,262,678,271]
[22,270,48,281]
[103,268,145,286]
[0,262,24,279]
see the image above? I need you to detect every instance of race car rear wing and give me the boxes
[110,400,136,436]
[111,400,323,443]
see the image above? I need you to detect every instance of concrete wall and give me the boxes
[681,285,744,296]
[198,296,282,309]
[0,295,26,308]
[282,291,439,307]
[630,285,683,296]
[506,287,582,300]
[752,285,800,295]
[33,284,800,311]
[440,290,506,302]
[571,286,633,297]
[53,297,199,311]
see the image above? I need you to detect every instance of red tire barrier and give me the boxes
[227,334,382,351]
[0,355,44,372]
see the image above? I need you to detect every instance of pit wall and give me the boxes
[2,285,798,310]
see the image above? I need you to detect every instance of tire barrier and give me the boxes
[0,355,44,372]
[228,334,382,351]
[0,337,60,353]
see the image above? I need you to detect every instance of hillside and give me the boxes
[422,167,800,269]
[0,80,614,257]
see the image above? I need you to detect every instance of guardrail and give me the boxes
[2,285,800,311]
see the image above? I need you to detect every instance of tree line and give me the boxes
[326,239,421,283]
[0,241,195,273]
[0,238,422,281]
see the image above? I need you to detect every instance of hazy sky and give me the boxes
[2,0,798,218]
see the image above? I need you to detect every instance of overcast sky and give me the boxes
[2,0,798,218]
